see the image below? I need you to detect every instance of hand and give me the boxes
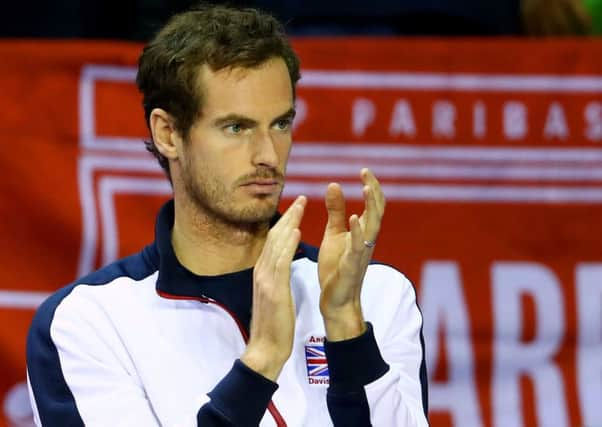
[522,0,592,35]
[241,195,306,381]
[318,169,386,341]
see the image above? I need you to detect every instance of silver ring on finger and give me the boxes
[364,240,376,248]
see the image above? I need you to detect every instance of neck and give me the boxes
[171,196,269,276]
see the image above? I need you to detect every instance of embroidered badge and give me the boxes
[305,335,329,385]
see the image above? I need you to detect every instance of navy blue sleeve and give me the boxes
[26,287,86,427]
[323,323,389,427]
[197,359,279,426]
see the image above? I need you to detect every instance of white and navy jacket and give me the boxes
[27,200,429,426]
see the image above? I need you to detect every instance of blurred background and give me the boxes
[1,1,602,426]
[2,0,602,38]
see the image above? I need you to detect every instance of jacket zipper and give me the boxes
[157,291,288,427]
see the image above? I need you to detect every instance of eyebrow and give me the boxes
[270,108,296,126]
[212,108,296,128]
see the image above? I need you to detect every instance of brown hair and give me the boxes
[136,4,301,180]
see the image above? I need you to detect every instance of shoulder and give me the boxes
[361,262,419,320]
[28,248,158,343]
[365,262,415,295]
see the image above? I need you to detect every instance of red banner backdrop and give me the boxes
[1,39,602,427]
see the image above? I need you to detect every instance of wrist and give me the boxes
[324,323,389,391]
[240,346,288,382]
[322,306,366,341]
[204,360,279,426]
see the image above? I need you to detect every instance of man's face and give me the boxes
[179,57,295,226]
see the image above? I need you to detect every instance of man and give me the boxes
[26,4,428,426]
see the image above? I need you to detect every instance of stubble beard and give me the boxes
[181,155,283,229]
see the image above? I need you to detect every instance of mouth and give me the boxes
[240,180,281,195]
[243,179,279,185]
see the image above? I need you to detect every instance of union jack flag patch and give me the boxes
[305,337,329,385]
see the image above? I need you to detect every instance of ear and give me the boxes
[149,108,183,160]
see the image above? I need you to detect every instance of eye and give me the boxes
[274,118,292,131]
[224,123,243,134]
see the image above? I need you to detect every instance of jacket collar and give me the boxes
[147,199,312,299]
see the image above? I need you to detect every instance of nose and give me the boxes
[251,129,279,169]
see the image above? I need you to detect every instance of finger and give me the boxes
[361,168,385,216]
[288,195,307,230]
[266,198,306,260]
[276,228,302,269]
[283,195,306,223]
[349,214,365,254]
[324,183,347,233]
[261,196,305,267]
[272,195,306,233]
[358,185,376,238]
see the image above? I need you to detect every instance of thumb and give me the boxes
[324,183,347,233]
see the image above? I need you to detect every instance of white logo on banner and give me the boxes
[419,261,602,427]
